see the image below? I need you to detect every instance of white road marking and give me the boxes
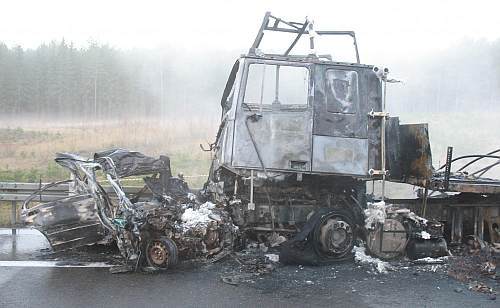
[0,261,112,268]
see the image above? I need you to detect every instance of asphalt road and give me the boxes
[0,228,497,308]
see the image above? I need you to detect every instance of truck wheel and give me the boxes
[312,210,355,261]
[145,237,178,269]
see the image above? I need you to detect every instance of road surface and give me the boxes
[0,228,497,307]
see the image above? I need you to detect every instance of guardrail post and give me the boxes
[11,200,17,235]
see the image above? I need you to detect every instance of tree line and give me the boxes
[0,39,499,120]
[0,40,234,120]
[0,40,139,118]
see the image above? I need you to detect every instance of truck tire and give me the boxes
[312,209,355,262]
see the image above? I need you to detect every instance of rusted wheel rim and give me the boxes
[148,240,169,266]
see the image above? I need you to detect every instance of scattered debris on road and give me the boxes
[353,245,392,274]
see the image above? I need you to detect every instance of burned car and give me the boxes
[22,149,237,270]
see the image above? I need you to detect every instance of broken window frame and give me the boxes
[221,60,240,114]
[241,60,311,111]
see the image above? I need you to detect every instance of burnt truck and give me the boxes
[203,12,443,263]
[22,12,500,270]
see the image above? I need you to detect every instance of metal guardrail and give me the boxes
[0,181,146,228]
[0,182,71,202]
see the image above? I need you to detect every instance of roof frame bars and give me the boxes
[249,12,361,63]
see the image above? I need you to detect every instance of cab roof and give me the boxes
[248,12,368,68]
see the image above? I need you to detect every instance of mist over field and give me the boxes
[1,38,499,120]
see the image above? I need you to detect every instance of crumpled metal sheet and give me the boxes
[385,123,433,186]
[94,148,171,178]
[398,124,433,184]
[22,194,106,251]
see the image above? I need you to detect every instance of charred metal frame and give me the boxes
[431,147,500,194]
[250,12,361,63]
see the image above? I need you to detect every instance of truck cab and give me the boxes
[214,55,383,178]
[205,12,434,263]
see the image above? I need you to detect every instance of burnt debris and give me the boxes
[22,149,238,272]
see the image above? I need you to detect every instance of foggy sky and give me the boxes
[2,0,499,64]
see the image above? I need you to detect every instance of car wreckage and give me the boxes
[22,12,500,271]
[23,150,237,270]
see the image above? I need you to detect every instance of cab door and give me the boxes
[312,65,381,176]
[231,60,313,172]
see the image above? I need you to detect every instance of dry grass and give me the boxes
[0,116,219,187]
[0,203,19,226]
[0,111,499,225]
[1,111,498,183]
[0,116,221,226]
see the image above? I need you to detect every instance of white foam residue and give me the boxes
[364,201,387,230]
[187,193,196,201]
[421,231,431,239]
[406,212,428,225]
[413,256,448,264]
[181,201,218,230]
[353,245,391,274]
[265,254,279,263]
